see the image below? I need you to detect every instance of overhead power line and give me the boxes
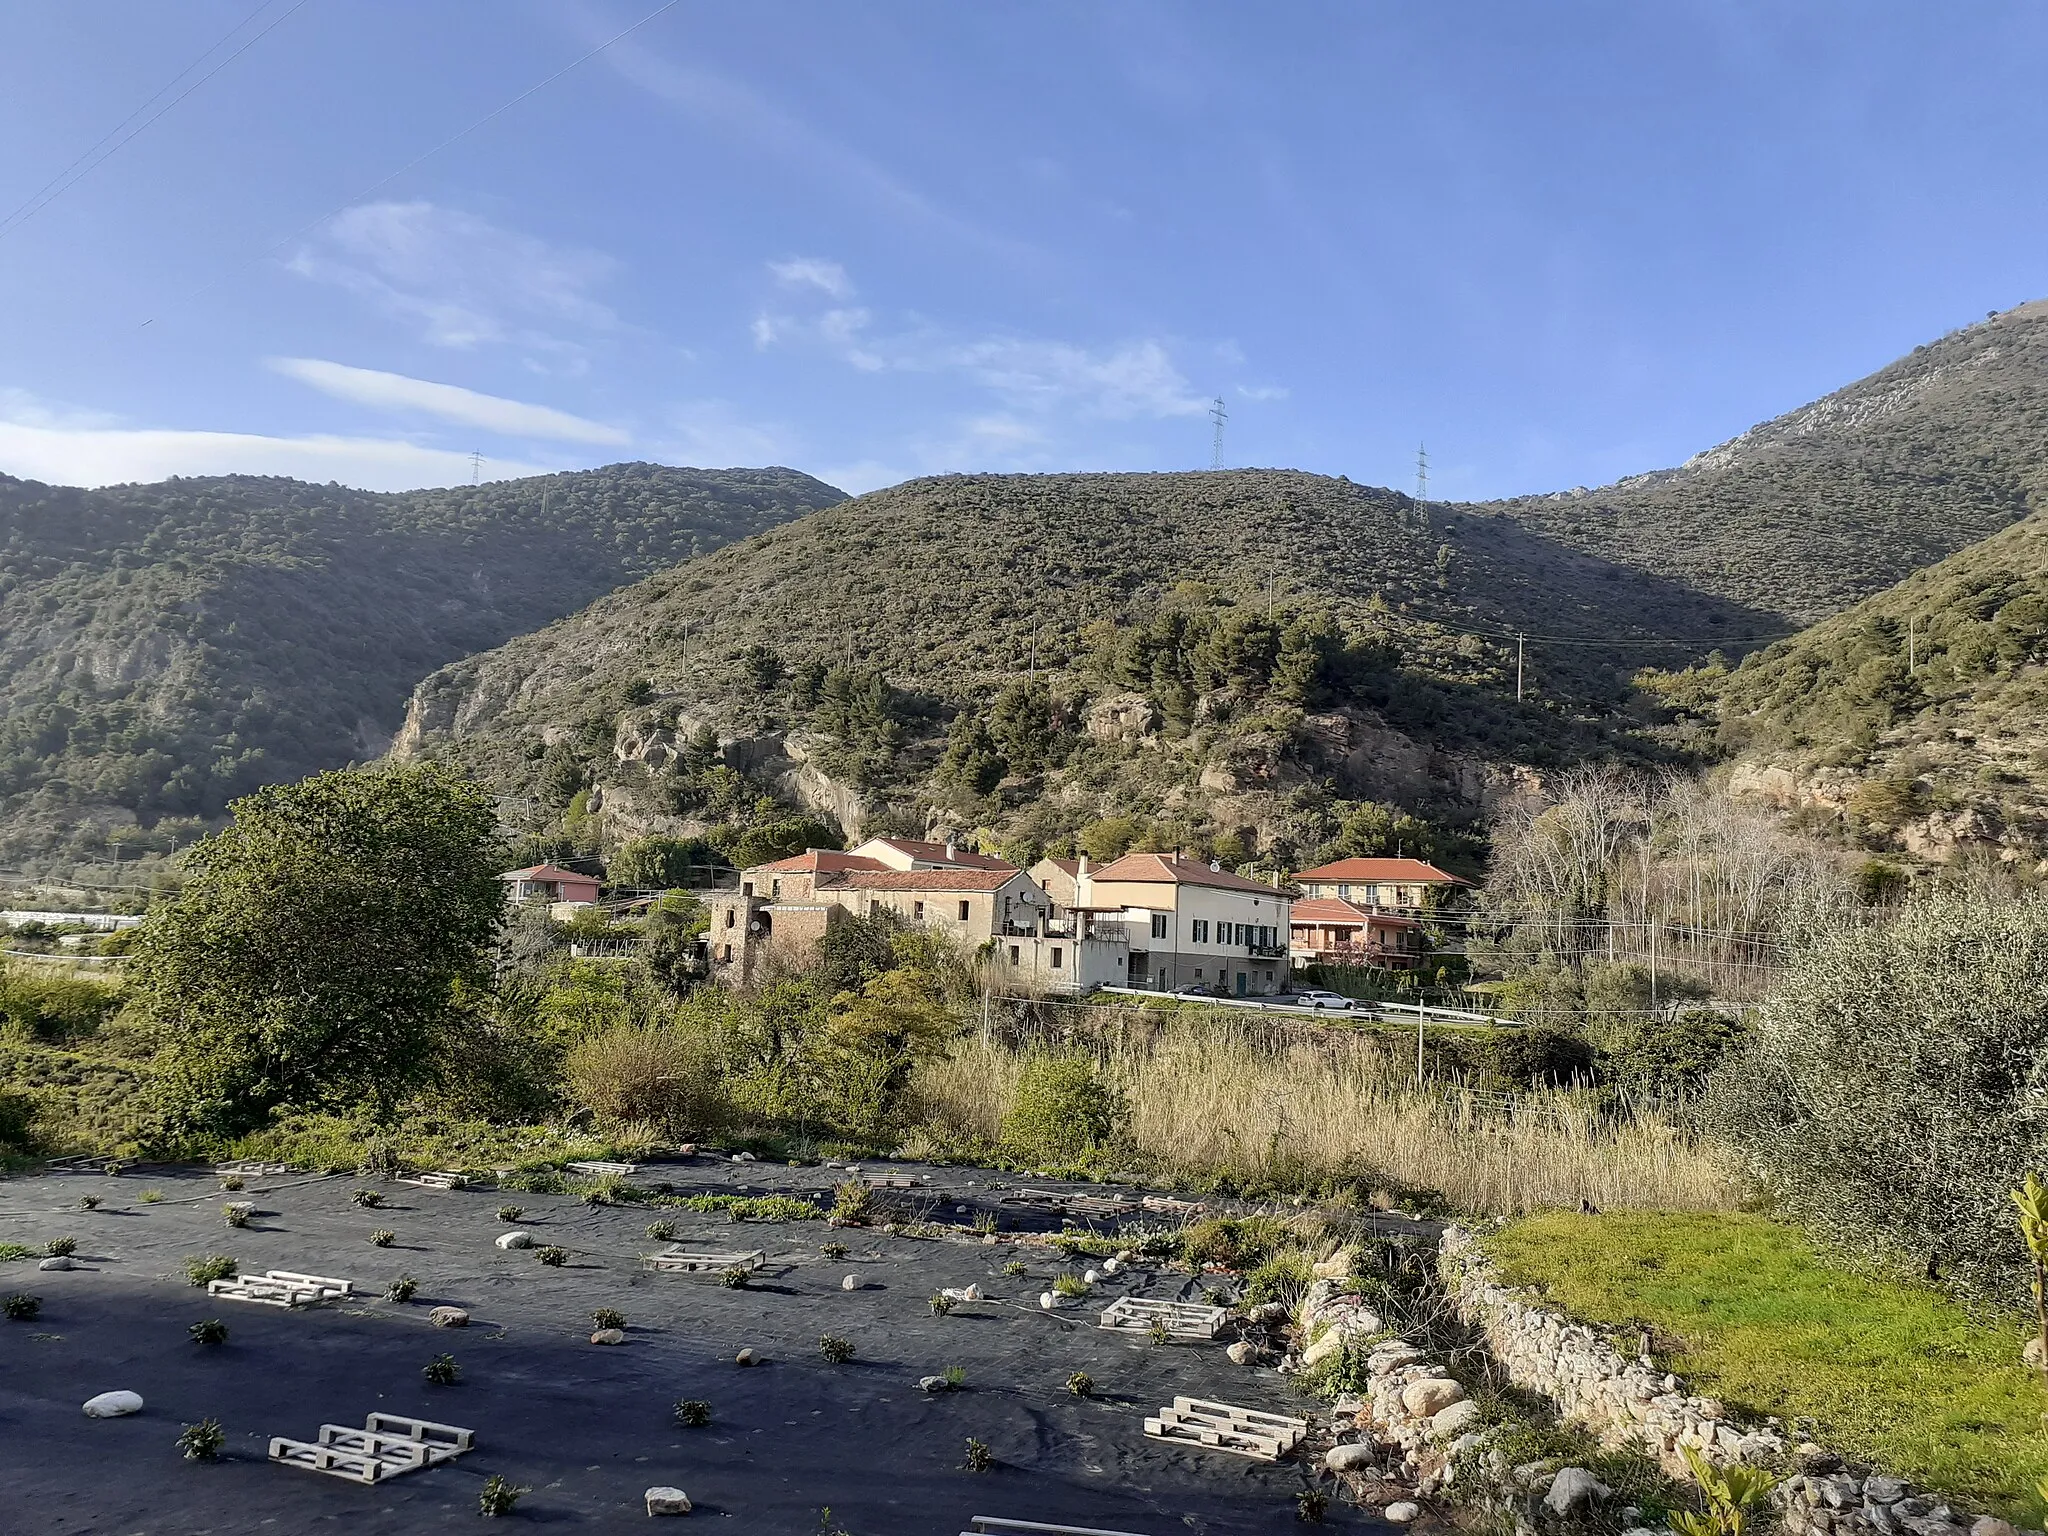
[0,0,314,247]
[138,0,688,329]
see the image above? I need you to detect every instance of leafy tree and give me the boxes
[988,679,1059,775]
[1709,890,2048,1297]
[934,712,1005,796]
[742,644,783,691]
[611,835,719,890]
[642,892,710,993]
[1001,1050,1126,1161]
[134,763,505,1139]
[716,813,840,871]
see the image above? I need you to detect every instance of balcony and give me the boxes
[1247,941,1289,959]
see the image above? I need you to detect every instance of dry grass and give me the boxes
[907,1016,1738,1217]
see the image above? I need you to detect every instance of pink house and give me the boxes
[499,863,601,904]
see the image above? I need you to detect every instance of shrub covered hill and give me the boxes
[395,469,1775,873]
[1483,298,2048,624]
[0,463,843,866]
[1649,510,2048,868]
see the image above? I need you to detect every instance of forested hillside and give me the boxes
[1484,299,2048,623]
[0,463,843,865]
[1650,512,2048,865]
[397,469,1774,873]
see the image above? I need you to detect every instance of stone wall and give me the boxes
[1439,1225,1785,1477]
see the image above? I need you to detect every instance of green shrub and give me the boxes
[830,1181,874,1223]
[1244,1248,1315,1307]
[1710,890,2048,1296]
[498,1205,525,1223]
[421,1353,460,1385]
[177,1417,226,1461]
[964,1436,993,1472]
[645,1219,675,1241]
[44,1236,76,1258]
[591,1307,626,1331]
[140,1189,163,1203]
[818,1334,854,1363]
[1180,1216,1288,1271]
[77,1192,100,1210]
[351,1189,383,1208]
[929,1291,954,1315]
[3,1293,40,1320]
[1051,1273,1088,1298]
[721,1266,749,1288]
[478,1474,528,1516]
[368,1229,395,1247]
[1000,1050,1125,1161]
[184,1254,237,1286]
[384,1275,417,1302]
[1066,1371,1093,1397]
[821,1240,848,1261]
[189,1317,229,1344]
[223,1205,249,1228]
[674,1398,712,1427]
[535,1246,569,1267]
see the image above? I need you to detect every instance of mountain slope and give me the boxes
[397,469,1775,870]
[0,462,843,864]
[1483,299,2048,623]
[1650,512,2048,863]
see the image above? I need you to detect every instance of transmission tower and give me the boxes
[1209,396,1227,470]
[469,449,483,485]
[1415,442,1428,502]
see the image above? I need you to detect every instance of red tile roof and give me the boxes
[748,850,886,875]
[1292,857,1468,886]
[1290,897,1421,928]
[859,836,1016,871]
[500,863,599,883]
[1088,851,1292,897]
[825,868,1026,893]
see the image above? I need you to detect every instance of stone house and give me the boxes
[1041,850,1294,996]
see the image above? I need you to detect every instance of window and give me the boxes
[1150,913,1168,939]
[1008,944,1020,965]
[914,900,925,919]
[723,909,735,929]
[720,943,733,963]
[958,899,971,921]
[1191,918,1209,943]
[1194,968,1204,980]
[1234,923,1246,945]
[741,881,754,897]
[1051,947,1064,969]
[771,878,782,898]
[1337,883,1350,899]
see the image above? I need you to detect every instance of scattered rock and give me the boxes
[1102,1258,1121,1275]
[645,1486,693,1516]
[1385,1502,1421,1524]
[1432,1400,1484,1439]
[1369,1342,1425,1375]
[941,1285,982,1302]
[1866,1479,1911,1506]
[732,1151,757,1162]
[841,1274,861,1291]
[495,1230,531,1250]
[429,1307,469,1328]
[677,1144,697,1157]
[1401,1378,1466,1417]
[1226,1341,1258,1365]
[1083,1269,1100,1284]
[1326,1443,1378,1473]
[982,1234,999,1245]
[1544,1468,1613,1516]
[39,1255,74,1271]
[591,1328,625,1345]
[735,1348,759,1366]
[83,1391,143,1418]
[1312,1246,1358,1279]
[918,1375,948,1394]
[1039,1292,1058,1310]
[1972,1521,2019,1536]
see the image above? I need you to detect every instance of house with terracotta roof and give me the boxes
[1057,850,1294,996]
[709,842,1128,993]
[1288,896,1426,969]
[499,863,602,907]
[1290,856,1469,913]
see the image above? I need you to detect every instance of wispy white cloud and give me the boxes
[769,257,852,299]
[269,357,629,446]
[289,201,618,358]
[1235,382,1290,402]
[0,394,549,490]
[649,399,794,467]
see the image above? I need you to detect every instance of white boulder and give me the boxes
[1401,1378,1466,1417]
[83,1390,143,1418]
[495,1230,532,1250]
[1326,1443,1378,1473]
[1385,1502,1421,1523]
[1432,1400,1485,1439]
[646,1486,693,1515]
[39,1255,74,1271]
[841,1274,861,1291]
[1544,1468,1612,1516]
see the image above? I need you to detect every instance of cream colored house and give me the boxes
[1040,851,1294,996]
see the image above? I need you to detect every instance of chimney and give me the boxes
[1076,853,1092,907]
[944,840,958,864]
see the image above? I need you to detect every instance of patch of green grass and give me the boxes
[1486,1211,2048,1511]
[655,1192,821,1223]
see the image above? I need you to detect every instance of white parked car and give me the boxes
[1290,990,1357,1011]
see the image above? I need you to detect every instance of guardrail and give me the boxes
[1090,984,1506,1027]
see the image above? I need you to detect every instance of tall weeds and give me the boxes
[907,1015,1737,1217]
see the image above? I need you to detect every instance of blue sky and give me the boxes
[3,1,2046,498]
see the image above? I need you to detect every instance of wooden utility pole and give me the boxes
[1516,634,1526,702]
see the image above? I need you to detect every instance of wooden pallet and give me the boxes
[1143,1397,1306,1462]
[859,1172,920,1188]
[1140,1194,1206,1216]
[1098,1297,1227,1340]
[397,1171,467,1190]
[998,1187,1138,1218]
[566,1159,640,1177]
[269,1413,473,1483]
[967,1521,1153,1536]
[217,1159,297,1176]
[209,1269,353,1308]
[644,1244,766,1274]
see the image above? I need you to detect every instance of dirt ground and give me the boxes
[0,1156,1399,1535]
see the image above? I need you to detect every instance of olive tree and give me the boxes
[1709,889,2048,1296]
[134,763,505,1139]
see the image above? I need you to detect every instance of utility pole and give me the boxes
[1210,397,1227,470]
[1907,614,1916,673]
[1267,571,1275,621]
[1516,633,1526,701]
[469,449,483,485]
